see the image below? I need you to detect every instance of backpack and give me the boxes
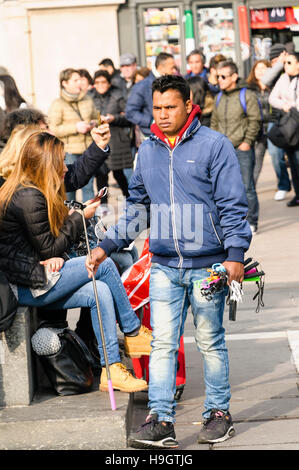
[216,87,263,120]
[0,271,19,332]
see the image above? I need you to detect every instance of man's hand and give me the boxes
[278,51,288,64]
[237,142,251,151]
[85,247,107,278]
[222,261,244,285]
[283,105,291,113]
[91,123,111,150]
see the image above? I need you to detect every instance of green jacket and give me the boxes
[210,79,261,148]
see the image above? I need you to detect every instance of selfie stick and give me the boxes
[64,200,116,411]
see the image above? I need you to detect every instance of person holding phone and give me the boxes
[0,130,152,393]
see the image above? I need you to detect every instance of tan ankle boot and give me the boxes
[124,325,153,358]
[100,362,148,393]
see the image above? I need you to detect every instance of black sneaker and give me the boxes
[287,196,299,207]
[197,409,235,444]
[128,414,178,449]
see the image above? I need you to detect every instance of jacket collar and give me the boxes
[150,104,201,148]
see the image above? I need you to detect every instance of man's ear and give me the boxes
[232,73,238,83]
[186,99,193,113]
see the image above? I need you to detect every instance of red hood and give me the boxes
[150,104,201,148]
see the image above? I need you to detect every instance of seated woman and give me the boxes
[0,130,152,393]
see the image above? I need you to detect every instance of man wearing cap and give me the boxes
[119,53,137,99]
[261,43,291,202]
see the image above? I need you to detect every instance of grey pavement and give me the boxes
[1,152,299,451]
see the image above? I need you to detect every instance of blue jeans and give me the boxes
[65,153,95,202]
[17,257,140,366]
[267,123,291,192]
[235,148,259,227]
[148,264,230,422]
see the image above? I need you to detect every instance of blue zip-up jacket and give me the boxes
[125,71,156,137]
[100,111,252,268]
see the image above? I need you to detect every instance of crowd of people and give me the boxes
[0,42,298,450]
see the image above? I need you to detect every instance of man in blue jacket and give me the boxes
[86,75,252,448]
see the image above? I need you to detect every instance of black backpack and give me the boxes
[0,271,19,332]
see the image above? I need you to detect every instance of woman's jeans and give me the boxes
[235,147,259,228]
[17,257,140,367]
[148,264,230,423]
[267,123,291,192]
[65,152,95,202]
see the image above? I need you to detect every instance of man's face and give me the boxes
[62,72,82,94]
[153,89,192,138]
[188,54,204,75]
[158,58,177,76]
[120,63,137,81]
[217,67,238,91]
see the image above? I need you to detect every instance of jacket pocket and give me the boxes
[208,212,223,246]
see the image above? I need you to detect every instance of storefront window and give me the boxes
[196,5,236,66]
[251,7,299,61]
[143,7,181,70]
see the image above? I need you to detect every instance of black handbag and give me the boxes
[33,323,94,396]
[267,78,299,149]
[0,270,19,332]
[267,107,299,149]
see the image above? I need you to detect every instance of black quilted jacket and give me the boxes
[0,186,83,288]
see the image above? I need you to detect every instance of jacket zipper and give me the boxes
[153,122,201,269]
[209,213,222,246]
[169,147,184,268]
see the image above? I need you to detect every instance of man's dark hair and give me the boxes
[93,70,111,83]
[186,48,206,64]
[155,52,174,69]
[217,60,238,75]
[2,108,46,141]
[152,75,190,103]
[98,58,116,70]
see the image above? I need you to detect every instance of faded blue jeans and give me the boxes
[17,257,140,366]
[148,263,230,423]
[267,123,291,192]
[235,148,259,228]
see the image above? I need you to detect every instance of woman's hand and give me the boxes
[40,257,64,273]
[83,199,101,219]
[91,123,111,150]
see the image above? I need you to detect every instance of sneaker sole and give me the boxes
[100,383,148,393]
[128,437,179,449]
[198,426,235,444]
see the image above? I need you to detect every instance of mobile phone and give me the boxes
[92,186,108,202]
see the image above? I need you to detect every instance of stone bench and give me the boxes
[0,306,38,407]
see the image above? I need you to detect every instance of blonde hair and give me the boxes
[0,124,41,179]
[0,131,68,237]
